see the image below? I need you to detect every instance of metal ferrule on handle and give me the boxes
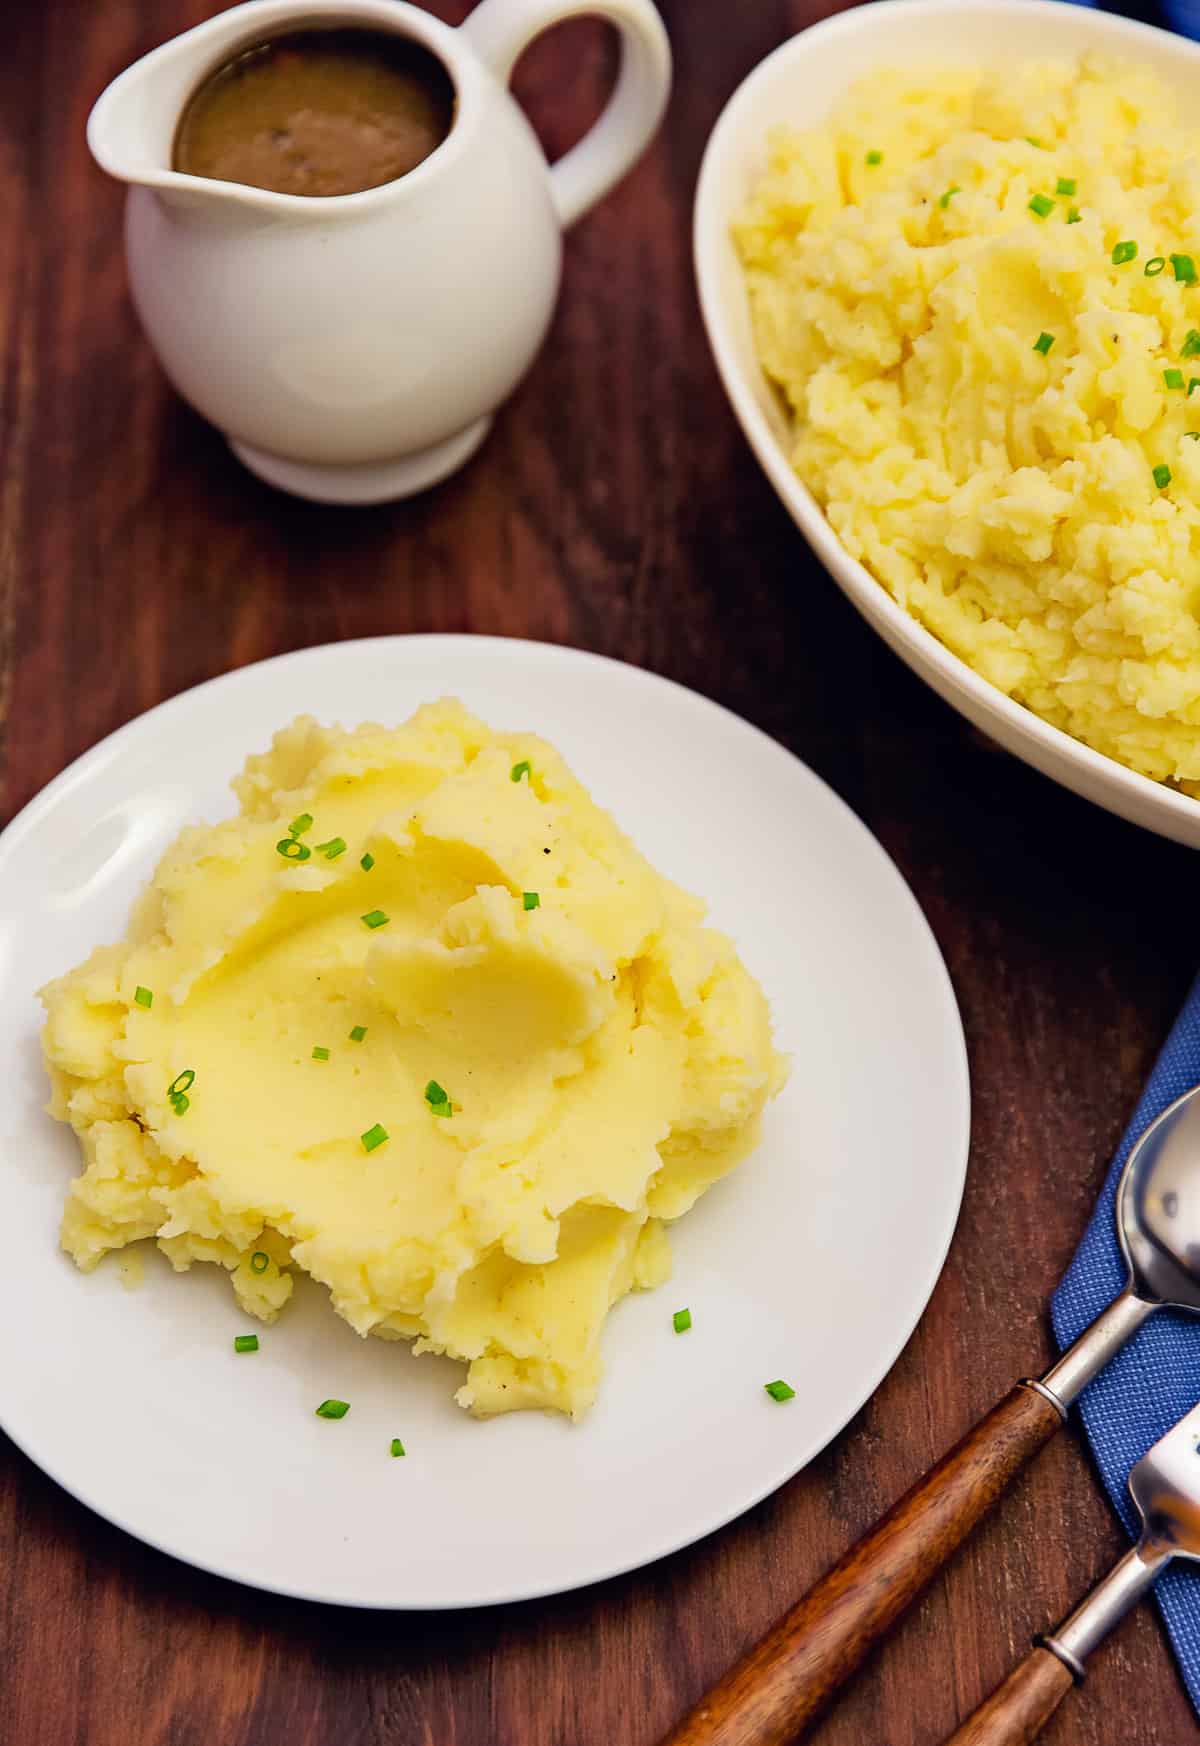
[1036,1288,1155,1411]
[940,1544,1171,1745]
[1042,1543,1168,1676]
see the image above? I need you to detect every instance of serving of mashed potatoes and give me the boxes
[40,701,785,1418]
[736,57,1200,791]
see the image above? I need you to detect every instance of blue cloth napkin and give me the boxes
[1052,977,1200,1713]
[1163,3,1200,38]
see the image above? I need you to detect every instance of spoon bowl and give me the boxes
[1039,1080,1200,1409]
[1120,1084,1200,1311]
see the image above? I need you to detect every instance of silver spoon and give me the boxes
[659,1083,1200,1746]
[941,1393,1200,1745]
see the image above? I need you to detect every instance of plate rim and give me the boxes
[0,634,970,1608]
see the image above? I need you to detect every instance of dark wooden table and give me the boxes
[4,2,1198,1741]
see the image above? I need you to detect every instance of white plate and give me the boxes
[695,0,1200,850]
[0,636,968,1609]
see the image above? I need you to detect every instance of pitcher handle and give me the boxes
[460,0,671,228]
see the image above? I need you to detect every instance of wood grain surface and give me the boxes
[2,2,1198,1744]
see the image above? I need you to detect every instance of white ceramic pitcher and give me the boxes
[87,0,671,503]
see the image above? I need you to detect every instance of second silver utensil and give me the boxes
[943,1394,1200,1744]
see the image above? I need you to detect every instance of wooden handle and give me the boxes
[943,1647,1076,1745]
[659,1384,1062,1746]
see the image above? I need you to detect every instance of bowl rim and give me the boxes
[694,0,1200,840]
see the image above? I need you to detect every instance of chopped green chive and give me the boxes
[1173,254,1198,284]
[134,986,153,1009]
[390,1438,406,1457]
[360,852,375,872]
[1033,332,1054,355]
[1028,193,1055,219]
[315,1399,350,1419]
[522,891,540,910]
[288,813,313,838]
[361,1122,388,1153]
[865,149,883,166]
[312,1046,330,1061]
[276,837,311,861]
[1187,431,1200,441]
[1055,176,1076,197]
[170,1094,190,1116]
[1112,239,1137,265]
[250,1251,270,1274]
[1183,331,1200,359]
[234,1334,259,1354]
[168,1070,195,1097]
[1025,136,1046,149]
[314,836,347,860]
[1190,379,1200,397]
[349,1025,367,1042]
[1146,256,1166,277]
[1067,208,1082,224]
[765,1380,796,1403]
[510,760,531,783]
[361,909,389,930]
[1154,463,1173,489]
[938,185,960,209]
[673,1308,692,1334]
[1165,368,1186,390]
[424,1080,452,1118]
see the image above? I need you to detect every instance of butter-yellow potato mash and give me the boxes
[41,702,785,1418]
[737,58,1200,791]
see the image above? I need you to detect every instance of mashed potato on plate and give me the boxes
[737,57,1200,791]
[41,702,785,1418]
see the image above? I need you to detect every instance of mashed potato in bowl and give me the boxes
[40,701,785,1419]
[736,57,1200,792]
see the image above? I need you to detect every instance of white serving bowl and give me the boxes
[695,0,1200,849]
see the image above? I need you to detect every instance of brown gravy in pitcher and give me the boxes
[173,28,455,197]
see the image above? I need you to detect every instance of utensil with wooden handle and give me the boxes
[658,1082,1200,1746]
[941,1394,1200,1746]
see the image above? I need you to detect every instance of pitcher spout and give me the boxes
[87,0,318,209]
[88,27,208,192]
